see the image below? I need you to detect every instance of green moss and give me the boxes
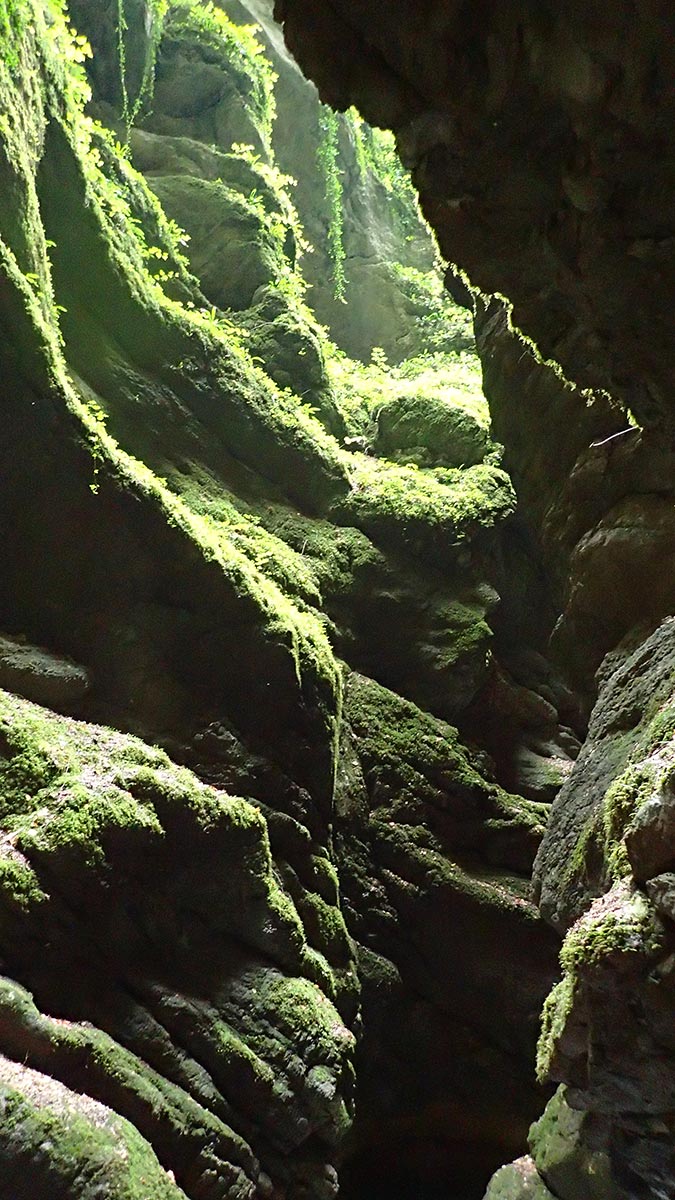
[537,883,667,1083]
[259,510,383,602]
[560,884,662,972]
[344,673,546,840]
[374,388,493,469]
[317,105,346,301]
[333,455,515,559]
[250,971,354,1070]
[536,975,575,1082]
[0,1059,186,1198]
[0,977,254,1185]
[345,672,481,802]
[0,859,47,912]
[0,691,314,967]
[601,761,661,879]
[567,692,675,891]
[326,345,487,438]
[296,890,352,966]
[162,2,277,146]
[387,262,475,355]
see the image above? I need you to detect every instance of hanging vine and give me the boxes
[116,0,166,144]
[317,104,347,302]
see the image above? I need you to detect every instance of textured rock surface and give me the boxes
[275,0,675,430]
[0,1052,186,1200]
[0,2,565,1197]
[533,618,675,929]
[520,625,675,1200]
[484,1157,557,1200]
[0,635,90,710]
[221,0,453,364]
[0,691,357,1198]
[266,4,675,1198]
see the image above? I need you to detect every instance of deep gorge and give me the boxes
[0,2,674,1198]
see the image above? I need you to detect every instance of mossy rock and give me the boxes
[534,617,675,930]
[332,457,515,566]
[0,689,312,969]
[237,285,347,437]
[375,390,492,468]
[0,977,259,1197]
[483,1157,558,1200]
[0,1054,186,1200]
[0,691,357,1185]
[145,5,274,154]
[343,672,548,871]
[148,174,283,310]
[528,1086,616,1200]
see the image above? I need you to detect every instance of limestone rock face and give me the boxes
[533,618,675,930]
[221,0,451,364]
[0,2,563,1197]
[266,5,675,1198]
[274,0,675,430]
[517,624,675,1200]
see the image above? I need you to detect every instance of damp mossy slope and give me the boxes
[0,690,357,1190]
[0,0,348,804]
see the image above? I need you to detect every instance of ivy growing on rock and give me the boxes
[317,104,347,302]
[116,0,167,142]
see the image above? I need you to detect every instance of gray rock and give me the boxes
[512,745,574,805]
[533,617,675,931]
[644,873,675,922]
[0,635,90,709]
[483,1156,558,1200]
[625,779,675,882]
[529,1087,620,1200]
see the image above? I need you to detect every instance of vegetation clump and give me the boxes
[161,1,277,147]
[317,105,347,301]
[333,456,514,561]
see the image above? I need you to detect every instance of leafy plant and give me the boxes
[317,105,347,302]
[116,0,167,142]
[347,108,421,238]
[164,2,277,146]
[389,262,474,353]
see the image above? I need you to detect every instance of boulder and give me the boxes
[0,635,90,710]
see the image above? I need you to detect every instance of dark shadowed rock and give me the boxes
[0,635,90,710]
[533,618,675,931]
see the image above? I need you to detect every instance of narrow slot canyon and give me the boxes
[0,3,674,1199]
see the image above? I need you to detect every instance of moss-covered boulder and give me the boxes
[0,1053,186,1200]
[375,389,492,468]
[484,1157,559,1200]
[0,691,357,1195]
[149,174,286,310]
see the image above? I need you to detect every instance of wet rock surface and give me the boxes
[269,4,675,1198]
[0,2,568,1197]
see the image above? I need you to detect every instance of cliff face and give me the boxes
[0,3,570,1199]
[270,4,675,1199]
[4,1,674,1197]
[275,0,675,431]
